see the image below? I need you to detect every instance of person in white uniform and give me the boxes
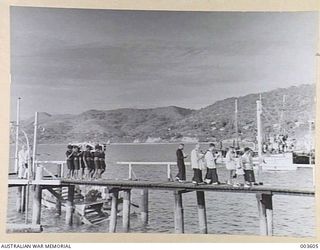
[18,145,29,179]
[204,143,219,184]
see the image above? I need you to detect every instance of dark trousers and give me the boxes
[176,163,186,180]
[192,169,203,183]
[205,168,219,183]
[244,170,256,183]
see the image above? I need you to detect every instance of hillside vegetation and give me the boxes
[19,84,315,144]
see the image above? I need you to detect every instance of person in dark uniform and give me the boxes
[93,144,101,179]
[99,146,106,178]
[175,144,187,182]
[65,144,74,179]
[83,145,94,180]
[73,145,80,179]
[79,146,85,179]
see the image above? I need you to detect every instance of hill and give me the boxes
[18,84,315,144]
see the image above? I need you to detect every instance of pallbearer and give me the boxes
[73,146,81,179]
[83,145,94,180]
[93,144,101,179]
[65,144,74,179]
[99,145,106,178]
[175,143,188,183]
[204,143,219,185]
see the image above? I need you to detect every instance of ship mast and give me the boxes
[256,99,263,182]
[14,97,21,173]
[234,99,239,148]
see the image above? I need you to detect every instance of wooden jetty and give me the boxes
[8,163,314,235]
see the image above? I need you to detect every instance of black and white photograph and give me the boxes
[7,6,317,237]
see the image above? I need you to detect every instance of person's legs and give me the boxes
[176,164,182,180]
[181,165,186,181]
[204,168,212,184]
[212,168,219,184]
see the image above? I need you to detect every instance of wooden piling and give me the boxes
[32,165,43,225]
[196,191,207,234]
[55,164,62,215]
[174,190,184,233]
[65,185,75,226]
[256,193,273,236]
[122,189,131,232]
[140,189,149,225]
[32,185,42,225]
[16,186,22,212]
[21,186,26,212]
[109,190,119,233]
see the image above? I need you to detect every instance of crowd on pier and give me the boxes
[176,143,257,187]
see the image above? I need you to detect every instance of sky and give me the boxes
[10,7,318,119]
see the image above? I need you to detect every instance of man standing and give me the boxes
[204,143,219,184]
[18,145,29,179]
[175,143,187,182]
[241,147,256,187]
[191,143,205,185]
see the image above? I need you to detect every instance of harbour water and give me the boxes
[7,143,315,236]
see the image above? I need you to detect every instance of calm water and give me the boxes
[7,143,315,236]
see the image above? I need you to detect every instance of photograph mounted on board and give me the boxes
[7,6,317,237]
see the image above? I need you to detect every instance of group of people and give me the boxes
[175,143,257,187]
[263,134,291,154]
[66,144,106,180]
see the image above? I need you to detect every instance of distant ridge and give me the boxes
[18,84,315,144]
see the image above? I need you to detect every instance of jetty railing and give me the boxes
[117,161,191,181]
[8,162,314,236]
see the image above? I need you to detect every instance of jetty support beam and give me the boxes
[174,190,184,233]
[16,186,22,212]
[140,189,149,225]
[55,164,62,215]
[32,185,42,225]
[32,165,43,225]
[256,193,273,236]
[65,185,75,226]
[196,191,208,234]
[109,189,119,233]
[122,189,131,232]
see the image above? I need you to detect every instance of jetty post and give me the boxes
[32,165,43,225]
[256,100,263,182]
[16,186,22,212]
[14,97,21,174]
[167,164,172,181]
[109,189,119,233]
[256,193,273,236]
[55,164,62,215]
[173,190,184,233]
[65,185,75,226]
[196,191,207,234]
[122,189,131,232]
[140,189,149,225]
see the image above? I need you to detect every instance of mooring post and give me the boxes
[21,186,26,212]
[55,164,62,216]
[167,164,171,181]
[122,189,131,233]
[128,163,132,180]
[196,191,207,234]
[32,185,42,225]
[109,190,119,233]
[140,189,149,225]
[65,185,75,226]
[32,165,43,225]
[256,193,273,236]
[174,190,184,233]
[16,186,22,212]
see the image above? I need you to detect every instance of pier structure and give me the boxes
[8,162,314,235]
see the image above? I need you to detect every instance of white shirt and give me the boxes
[191,149,204,170]
[205,150,216,169]
[18,149,29,167]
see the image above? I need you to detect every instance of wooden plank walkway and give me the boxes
[61,179,314,196]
